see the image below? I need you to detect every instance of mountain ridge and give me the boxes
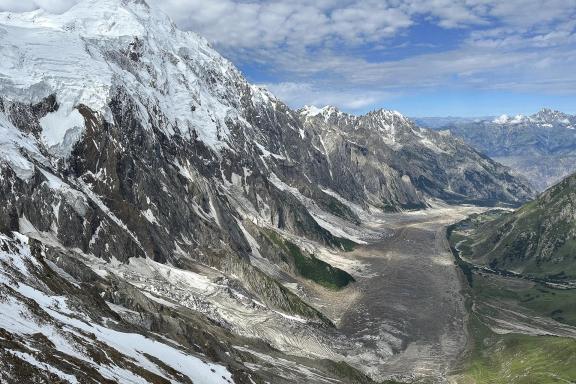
[452,171,576,281]
[420,108,576,191]
[299,104,533,209]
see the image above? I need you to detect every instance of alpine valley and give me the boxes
[1,1,575,384]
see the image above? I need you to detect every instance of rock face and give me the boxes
[455,172,576,280]
[0,0,534,382]
[422,109,576,191]
[300,106,533,209]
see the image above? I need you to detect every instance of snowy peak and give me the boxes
[0,0,154,37]
[0,0,269,156]
[299,106,420,145]
[300,105,341,119]
[366,108,411,125]
[301,106,410,125]
[530,108,573,125]
[300,105,408,122]
[491,108,575,128]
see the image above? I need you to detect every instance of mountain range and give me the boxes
[418,109,576,191]
[0,1,538,383]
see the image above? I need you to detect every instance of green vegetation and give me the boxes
[226,257,332,324]
[284,241,354,290]
[450,214,576,328]
[451,266,576,383]
[456,315,576,384]
[471,274,576,327]
[449,209,576,383]
[448,174,576,280]
[324,198,359,224]
[333,236,356,252]
[262,229,355,290]
[322,361,378,384]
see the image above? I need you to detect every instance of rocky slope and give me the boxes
[0,0,534,382]
[300,106,533,209]
[422,109,576,191]
[452,172,576,280]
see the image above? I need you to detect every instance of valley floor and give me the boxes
[299,204,485,382]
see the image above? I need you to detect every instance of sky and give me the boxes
[1,0,575,117]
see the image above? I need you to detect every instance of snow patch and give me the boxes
[39,106,85,155]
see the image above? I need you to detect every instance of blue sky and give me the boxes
[2,0,576,117]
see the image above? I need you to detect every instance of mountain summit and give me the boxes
[0,0,264,157]
[299,105,533,208]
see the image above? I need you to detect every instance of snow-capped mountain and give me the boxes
[427,108,576,191]
[0,1,534,382]
[490,108,576,129]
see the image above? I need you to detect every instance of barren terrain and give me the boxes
[295,205,486,382]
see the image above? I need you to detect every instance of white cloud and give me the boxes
[152,0,576,105]
[263,81,390,111]
[0,0,78,13]
[1,0,575,110]
[158,0,414,50]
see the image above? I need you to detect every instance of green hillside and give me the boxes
[451,173,576,280]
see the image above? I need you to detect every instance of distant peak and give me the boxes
[532,107,567,120]
[300,106,410,123]
[489,108,574,127]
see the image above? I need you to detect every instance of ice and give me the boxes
[39,106,85,155]
[0,0,277,155]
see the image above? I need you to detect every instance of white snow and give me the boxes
[301,105,327,117]
[76,179,144,251]
[9,350,80,384]
[310,213,367,245]
[0,112,47,179]
[0,0,277,156]
[39,107,85,155]
[300,105,342,122]
[0,235,235,384]
[0,285,234,384]
[142,208,159,225]
[38,169,89,216]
